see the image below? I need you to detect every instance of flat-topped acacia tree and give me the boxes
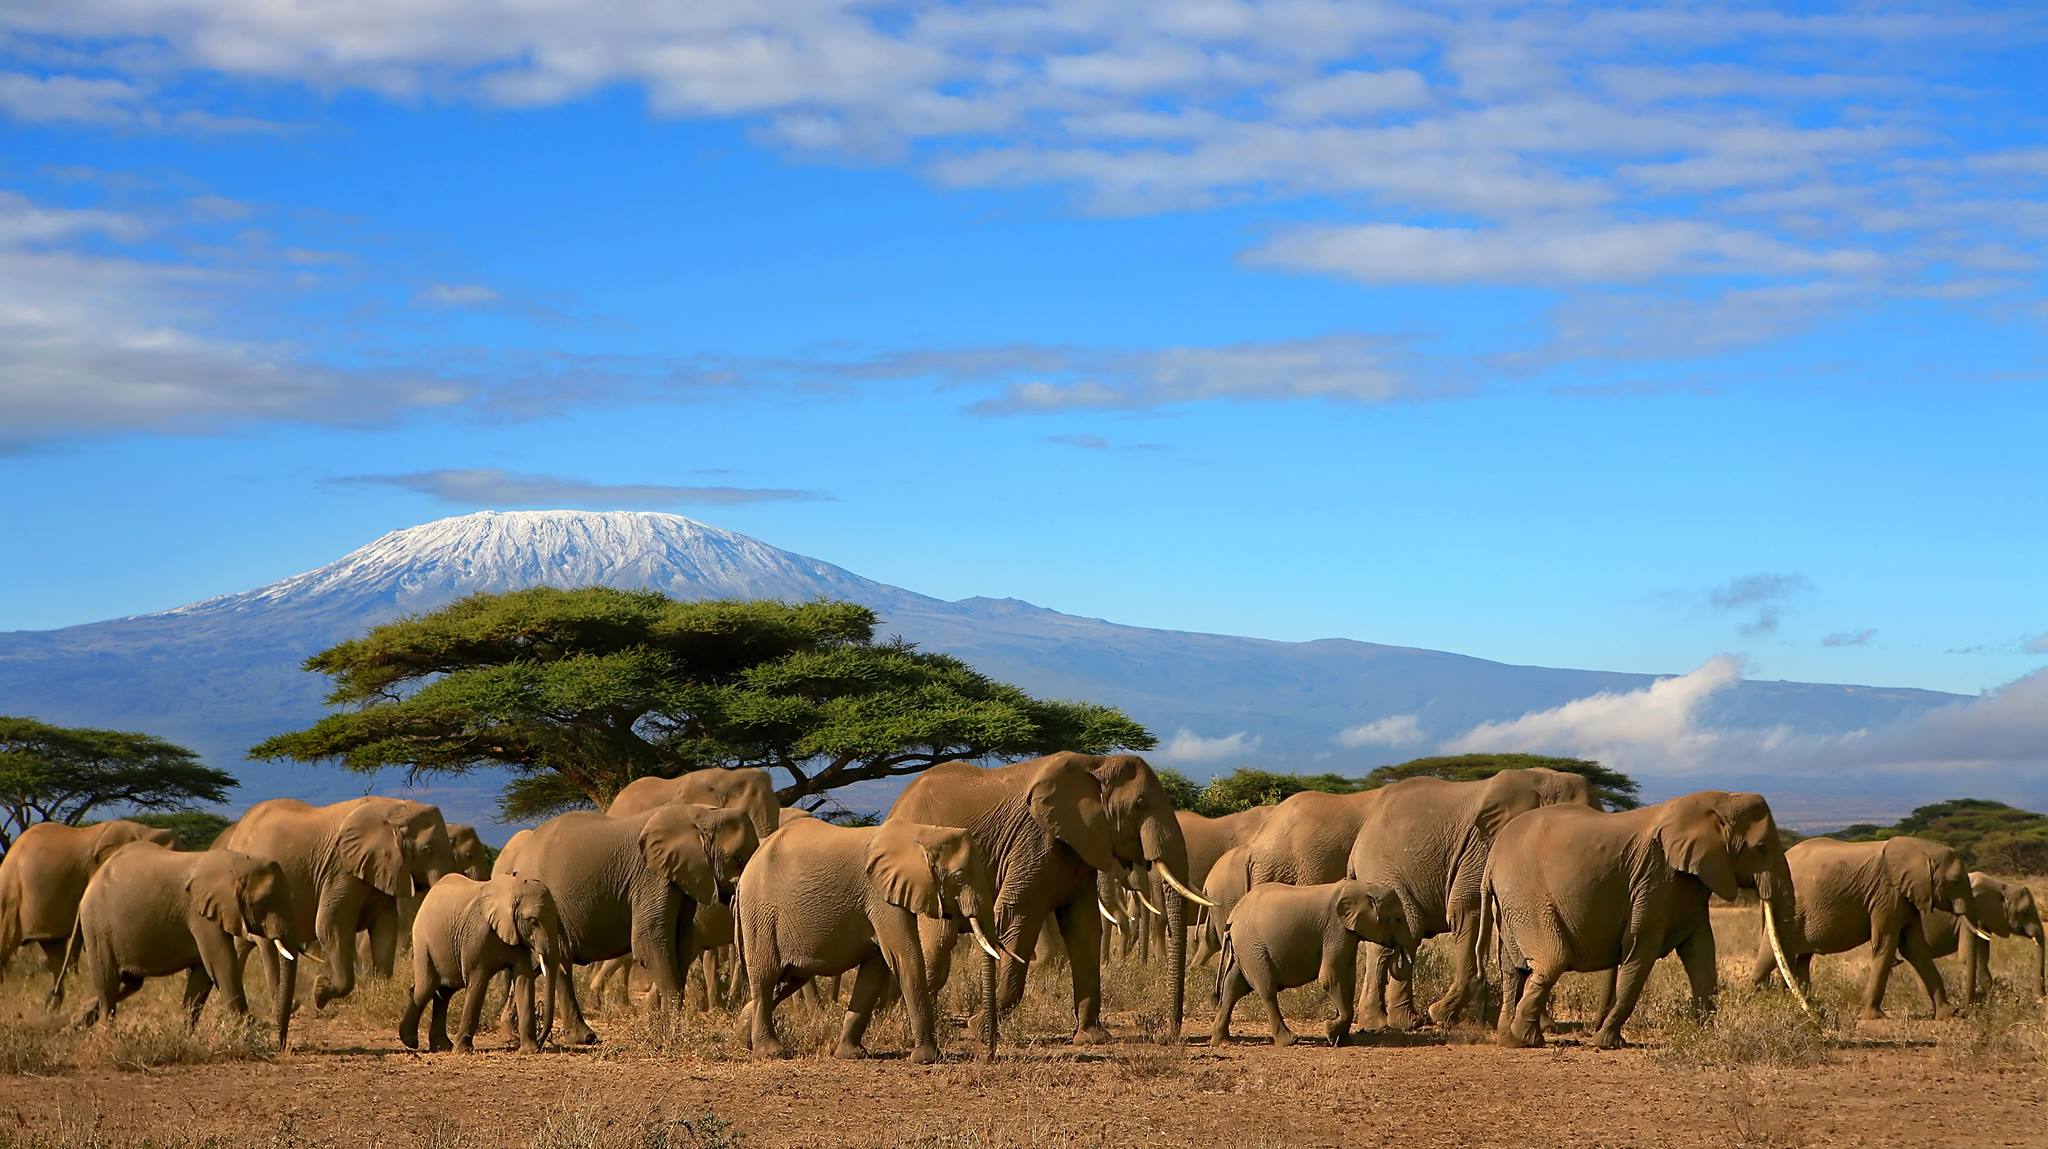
[252,587,1155,820]
[0,717,235,853]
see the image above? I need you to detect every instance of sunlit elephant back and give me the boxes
[0,819,175,981]
[213,796,456,1008]
[1751,834,1981,1021]
[1345,768,1595,1029]
[608,767,781,840]
[887,750,1206,1044]
[1245,789,1388,887]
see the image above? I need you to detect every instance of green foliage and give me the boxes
[0,717,236,854]
[252,588,1153,820]
[124,811,234,850]
[1364,753,1642,811]
[1833,798,2048,873]
[1162,767,1369,817]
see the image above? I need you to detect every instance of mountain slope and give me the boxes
[0,510,1977,829]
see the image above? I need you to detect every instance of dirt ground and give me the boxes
[4,907,2044,1148]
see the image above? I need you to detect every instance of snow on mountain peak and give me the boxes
[162,509,903,623]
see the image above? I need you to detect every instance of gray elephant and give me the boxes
[609,766,780,840]
[448,824,493,880]
[1485,790,1802,1049]
[0,819,174,986]
[494,802,756,1044]
[1747,835,1981,1020]
[1210,879,1416,1047]
[215,796,456,1008]
[1173,806,1271,964]
[736,818,1010,1063]
[1919,872,2045,1003]
[399,874,567,1053]
[1196,845,1254,964]
[888,752,1212,1046]
[66,841,306,1047]
[1346,769,1595,1029]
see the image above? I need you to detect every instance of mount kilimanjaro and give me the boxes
[0,510,1973,830]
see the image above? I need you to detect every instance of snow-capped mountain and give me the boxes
[0,509,1988,832]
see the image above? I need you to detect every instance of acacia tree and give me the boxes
[253,587,1155,820]
[0,717,236,854]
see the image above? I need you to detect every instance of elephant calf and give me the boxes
[1210,879,1414,1048]
[67,842,305,1048]
[400,874,566,1054]
[737,818,1007,1064]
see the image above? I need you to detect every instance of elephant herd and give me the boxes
[0,754,2040,1063]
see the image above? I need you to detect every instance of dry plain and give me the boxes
[3,904,2042,1149]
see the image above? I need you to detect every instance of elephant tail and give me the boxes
[727,888,748,1003]
[48,912,83,1008]
[1212,929,1234,1007]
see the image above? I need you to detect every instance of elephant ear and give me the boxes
[1027,759,1120,875]
[640,805,718,905]
[483,879,523,947]
[1475,772,1544,839]
[1335,882,1403,942]
[186,855,248,937]
[89,824,136,867]
[336,803,411,898]
[865,822,948,918]
[1655,800,1740,901]
[1883,839,1940,914]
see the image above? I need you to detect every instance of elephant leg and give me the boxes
[630,885,687,1013]
[37,938,70,976]
[555,963,600,1045]
[1431,916,1481,1026]
[834,954,891,1060]
[1589,967,1618,1031]
[195,928,247,1019]
[313,890,366,1008]
[1861,927,1900,1019]
[747,963,790,1058]
[1501,962,1562,1049]
[1747,937,1781,989]
[1055,896,1111,1045]
[513,965,539,1053]
[180,966,213,1026]
[1250,965,1294,1047]
[1357,941,1391,1030]
[1960,929,1981,1004]
[917,916,961,998]
[1590,956,1657,1050]
[1210,965,1248,1046]
[1381,944,1420,1030]
[365,903,400,980]
[1899,927,1952,1020]
[429,987,454,1053]
[454,967,488,1053]
[1322,949,1358,1047]
[243,935,278,1002]
[697,948,723,1011]
[1675,925,1718,1018]
[399,976,434,1050]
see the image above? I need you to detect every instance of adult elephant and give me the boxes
[1176,807,1272,965]
[1919,873,2044,1003]
[609,767,780,840]
[494,802,756,1044]
[888,751,1210,1044]
[1347,769,1595,1029]
[448,824,493,880]
[0,819,174,983]
[1747,836,1981,1020]
[1485,790,1802,1049]
[214,797,456,1008]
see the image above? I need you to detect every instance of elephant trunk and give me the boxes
[1166,884,1186,1043]
[1138,812,1194,1042]
[981,935,998,1061]
[274,948,297,1051]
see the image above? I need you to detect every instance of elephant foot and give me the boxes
[909,1043,940,1065]
[1271,1029,1298,1048]
[565,1027,600,1046]
[1206,1029,1230,1047]
[1592,1028,1627,1051]
[1498,1025,1544,1049]
[1072,1023,1113,1046]
[398,1016,420,1050]
[1325,1023,1351,1047]
[517,1040,540,1054]
[1385,1007,1422,1032]
[831,1041,865,1060]
[429,1035,454,1054]
[755,1036,787,1059]
[1426,1001,1456,1028]
[1357,1009,1389,1032]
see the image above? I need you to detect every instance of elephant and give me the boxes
[1210,879,1417,1047]
[609,767,780,840]
[887,751,1211,1045]
[1346,769,1596,1029]
[65,841,305,1047]
[1176,806,1272,963]
[1484,790,1802,1050]
[448,825,493,880]
[0,819,175,984]
[1918,872,2045,1003]
[590,896,737,1011]
[736,818,1010,1063]
[399,874,568,1054]
[1746,835,1980,1020]
[493,802,757,1045]
[1197,845,1254,963]
[214,797,456,1008]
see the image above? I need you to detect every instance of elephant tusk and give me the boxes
[967,917,1004,962]
[1131,888,1162,916]
[1968,922,1995,942]
[534,947,548,977]
[1098,901,1125,928]
[273,939,296,963]
[1762,898,1813,1018]
[1001,943,1031,965]
[1159,868,1217,908]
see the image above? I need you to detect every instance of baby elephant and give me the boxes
[1211,879,1415,1047]
[67,842,305,1048]
[400,874,565,1053]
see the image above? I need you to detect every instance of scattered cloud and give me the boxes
[1046,434,1168,452]
[1698,572,1815,636]
[2024,632,2048,655]
[418,283,501,307]
[1336,714,1426,748]
[326,468,830,509]
[1156,728,1262,765]
[0,71,284,134]
[1821,628,1878,648]
[1445,656,1743,770]
[965,335,1433,415]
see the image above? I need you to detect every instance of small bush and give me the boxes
[1655,988,1832,1069]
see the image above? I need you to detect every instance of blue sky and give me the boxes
[2,1,2044,698]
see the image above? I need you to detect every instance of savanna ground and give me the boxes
[2,901,2042,1149]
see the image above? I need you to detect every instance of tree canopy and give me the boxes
[1364,753,1642,811]
[0,717,236,854]
[1836,798,2048,875]
[252,588,1155,820]
[126,810,235,850]
[1160,753,1642,818]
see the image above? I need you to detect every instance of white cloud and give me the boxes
[327,468,829,508]
[1336,714,1425,748]
[1157,728,1262,765]
[966,335,1431,414]
[1444,656,1743,772]
[1821,629,1877,648]
[419,283,501,307]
